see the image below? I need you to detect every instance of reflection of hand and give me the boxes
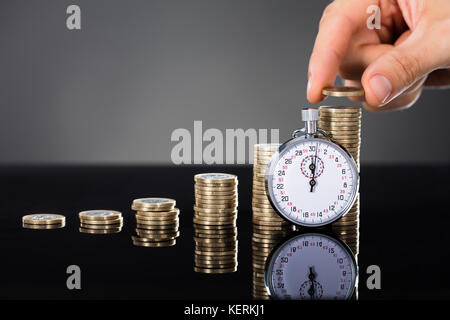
[307,0,450,112]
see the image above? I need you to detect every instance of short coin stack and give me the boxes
[252,144,295,299]
[193,173,238,274]
[319,106,361,255]
[22,214,65,230]
[131,198,179,247]
[79,210,123,234]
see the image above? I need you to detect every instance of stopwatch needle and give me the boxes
[307,267,316,299]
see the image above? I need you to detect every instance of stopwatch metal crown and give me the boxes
[301,108,319,122]
[301,107,319,136]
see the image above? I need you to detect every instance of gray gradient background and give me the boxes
[0,0,448,164]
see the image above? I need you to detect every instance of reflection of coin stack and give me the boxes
[131,198,179,247]
[79,210,123,234]
[193,173,238,274]
[252,144,295,299]
[22,214,65,230]
[318,106,361,255]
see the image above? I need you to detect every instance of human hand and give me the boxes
[307,0,450,111]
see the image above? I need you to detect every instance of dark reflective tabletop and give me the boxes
[0,165,449,299]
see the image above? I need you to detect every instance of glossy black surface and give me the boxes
[0,165,449,299]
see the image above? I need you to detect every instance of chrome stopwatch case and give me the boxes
[265,232,358,300]
[265,108,359,227]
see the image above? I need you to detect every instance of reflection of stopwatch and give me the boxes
[265,108,359,227]
[265,232,357,300]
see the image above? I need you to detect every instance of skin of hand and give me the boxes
[307,0,450,112]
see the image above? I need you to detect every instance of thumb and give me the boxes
[362,28,447,107]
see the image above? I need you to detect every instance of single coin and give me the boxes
[136,223,178,230]
[194,266,237,273]
[22,214,65,225]
[194,236,237,243]
[135,214,179,222]
[80,217,123,225]
[319,106,362,113]
[133,239,176,247]
[194,173,237,184]
[23,223,65,230]
[79,227,121,234]
[135,208,179,217]
[80,223,123,229]
[132,234,179,242]
[135,217,178,225]
[131,198,176,211]
[78,210,122,221]
[136,229,180,236]
[195,250,236,256]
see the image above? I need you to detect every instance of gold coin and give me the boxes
[319,106,362,113]
[194,215,237,223]
[23,223,65,230]
[136,229,180,236]
[194,236,237,243]
[135,218,178,225]
[133,239,176,247]
[193,224,237,230]
[78,210,122,221]
[131,198,176,211]
[193,206,237,214]
[80,217,123,225]
[136,223,178,230]
[80,223,123,229]
[135,214,179,222]
[194,266,237,273]
[79,227,121,234]
[195,250,236,256]
[194,173,237,183]
[319,117,361,122]
[135,208,179,218]
[195,194,237,200]
[132,234,179,242]
[322,87,364,97]
[193,218,236,226]
[22,214,65,225]
[194,227,237,234]
[195,190,237,197]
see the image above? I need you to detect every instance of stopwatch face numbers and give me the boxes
[265,233,357,300]
[266,138,358,227]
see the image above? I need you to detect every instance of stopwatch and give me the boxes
[265,108,359,227]
[265,232,357,300]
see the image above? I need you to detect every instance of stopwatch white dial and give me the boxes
[265,233,357,300]
[265,137,358,227]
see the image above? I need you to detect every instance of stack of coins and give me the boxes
[318,106,361,167]
[331,195,360,255]
[252,144,295,299]
[193,173,238,274]
[22,214,65,230]
[131,198,180,247]
[318,106,361,255]
[79,210,123,234]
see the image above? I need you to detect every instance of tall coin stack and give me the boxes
[79,210,123,234]
[193,173,238,274]
[318,106,361,255]
[131,198,180,247]
[22,214,65,230]
[252,144,295,299]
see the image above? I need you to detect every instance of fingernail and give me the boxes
[307,74,312,92]
[369,75,392,105]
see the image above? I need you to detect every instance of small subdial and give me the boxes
[300,155,324,178]
[299,280,324,299]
